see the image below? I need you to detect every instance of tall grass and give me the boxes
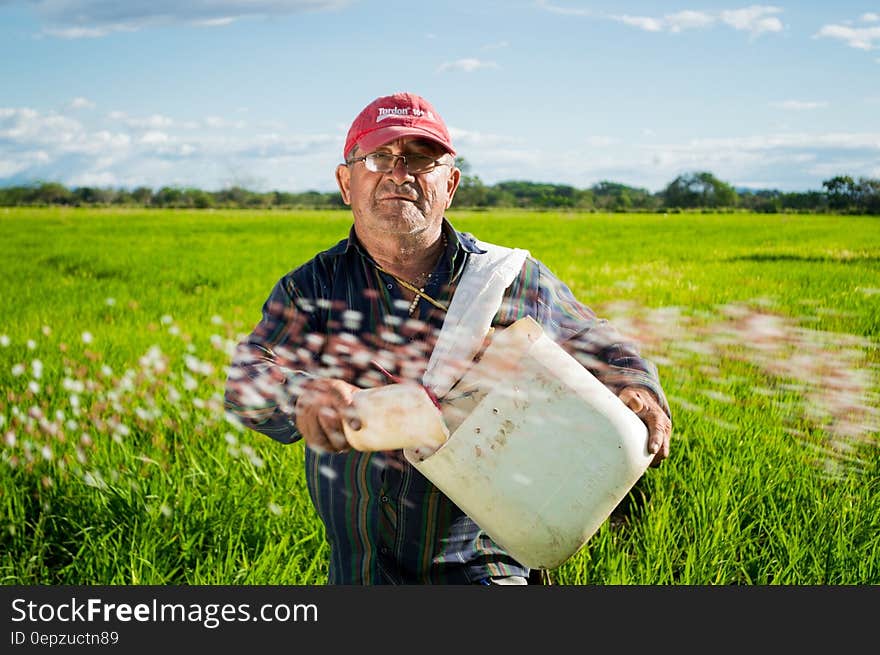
[1,207,878,584]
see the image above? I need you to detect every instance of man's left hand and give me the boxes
[617,386,672,467]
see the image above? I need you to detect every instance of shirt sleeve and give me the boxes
[504,257,671,419]
[223,273,320,444]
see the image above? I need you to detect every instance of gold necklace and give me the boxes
[375,233,449,316]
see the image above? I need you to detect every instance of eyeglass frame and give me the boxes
[344,151,453,175]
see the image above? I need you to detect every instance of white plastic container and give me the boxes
[341,382,449,458]
[405,316,654,570]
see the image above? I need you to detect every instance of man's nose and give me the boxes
[389,157,414,184]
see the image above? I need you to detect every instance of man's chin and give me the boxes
[371,201,426,218]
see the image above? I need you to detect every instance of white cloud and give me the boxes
[69,97,95,110]
[0,107,85,145]
[666,10,716,32]
[595,5,784,38]
[204,116,247,129]
[44,26,123,38]
[614,15,665,32]
[229,132,337,158]
[0,104,343,190]
[24,0,354,38]
[534,1,592,17]
[613,10,716,33]
[814,23,880,50]
[140,131,170,145]
[192,17,237,28]
[720,6,784,36]
[107,111,174,129]
[861,13,880,23]
[769,100,828,111]
[0,150,51,178]
[436,58,499,73]
[84,130,131,153]
[68,170,120,187]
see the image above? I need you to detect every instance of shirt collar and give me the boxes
[344,217,487,259]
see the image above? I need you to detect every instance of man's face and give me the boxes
[335,137,461,239]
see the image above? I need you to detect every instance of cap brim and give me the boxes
[356,125,456,156]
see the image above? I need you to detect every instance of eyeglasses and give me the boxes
[345,152,451,175]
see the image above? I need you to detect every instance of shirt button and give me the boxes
[380,547,389,555]
[380,495,389,503]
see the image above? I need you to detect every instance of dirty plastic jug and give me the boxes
[341,316,654,570]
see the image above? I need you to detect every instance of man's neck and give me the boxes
[357,226,446,282]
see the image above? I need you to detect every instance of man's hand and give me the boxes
[295,378,361,454]
[618,386,672,467]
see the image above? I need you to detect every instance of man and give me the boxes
[224,91,672,584]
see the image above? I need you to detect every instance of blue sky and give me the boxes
[1,0,878,193]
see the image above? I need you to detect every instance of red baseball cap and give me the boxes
[343,92,456,159]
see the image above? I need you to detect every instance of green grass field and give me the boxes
[1,206,878,584]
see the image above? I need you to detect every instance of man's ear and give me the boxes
[444,165,462,209]
[335,164,352,205]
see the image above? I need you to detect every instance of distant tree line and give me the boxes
[2,167,878,214]
[451,163,880,214]
[0,183,347,210]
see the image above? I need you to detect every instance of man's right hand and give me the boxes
[294,378,361,454]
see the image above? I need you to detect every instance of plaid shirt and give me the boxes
[224,219,670,584]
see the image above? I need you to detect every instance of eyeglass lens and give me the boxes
[366,153,436,174]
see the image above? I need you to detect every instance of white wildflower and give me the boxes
[62,377,84,393]
[83,470,106,489]
[81,331,93,344]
